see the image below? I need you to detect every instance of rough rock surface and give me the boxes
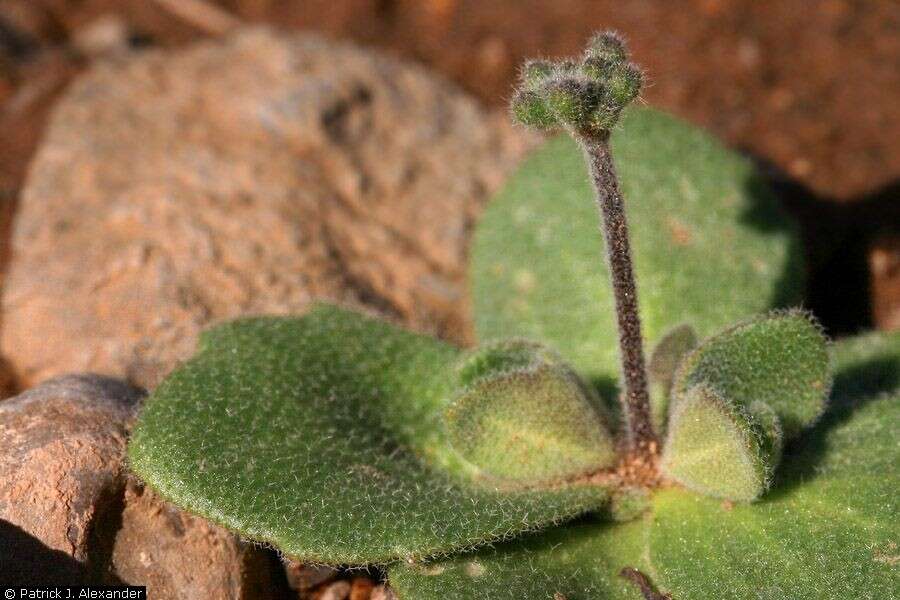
[0,374,142,583]
[0,374,276,593]
[1,26,534,390]
[110,479,274,599]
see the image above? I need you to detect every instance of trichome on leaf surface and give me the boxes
[128,32,899,599]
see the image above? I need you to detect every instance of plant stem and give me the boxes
[581,134,656,452]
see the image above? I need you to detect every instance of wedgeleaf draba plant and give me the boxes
[128,33,900,599]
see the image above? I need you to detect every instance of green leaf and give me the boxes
[647,323,698,437]
[660,384,779,501]
[456,339,566,387]
[445,362,616,487]
[391,517,649,600]
[470,107,803,395]
[830,330,900,406]
[672,310,830,438]
[390,332,899,599]
[128,304,608,565]
[603,487,651,524]
[455,339,613,427]
[448,340,617,487]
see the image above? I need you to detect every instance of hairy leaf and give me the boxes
[455,338,613,427]
[445,363,616,487]
[456,339,566,387]
[128,304,608,564]
[830,330,900,406]
[391,517,648,600]
[660,384,779,501]
[672,310,830,438]
[471,107,803,396]
[647,323,698,437]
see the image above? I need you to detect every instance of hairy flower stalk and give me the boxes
[582,135,654,449]
[510,32,654,451]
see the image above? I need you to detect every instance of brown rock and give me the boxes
[0,374,274,593]
[110,479,274,599]
[870,235,900,331]
[0,374,143,583]
[1,26,534,390]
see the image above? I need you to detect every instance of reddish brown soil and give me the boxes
[274,0,900,202]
